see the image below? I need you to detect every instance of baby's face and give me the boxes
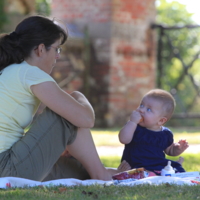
[137,96,165,131]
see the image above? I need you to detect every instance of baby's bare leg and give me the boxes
[117,160,131,172]
[106,160,131,175]
[176,156,184,165]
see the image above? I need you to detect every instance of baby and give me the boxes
[119,89,189,175]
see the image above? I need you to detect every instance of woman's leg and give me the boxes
[43,144,131,181]
[67,128,127,180]
[0,108,77,181]
[42,155,90,181]
[0,107,129,181]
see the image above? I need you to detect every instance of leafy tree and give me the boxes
[36,0,51,16]
[155,0,200,126]
[0,0,8,31]
[156,0,194,26]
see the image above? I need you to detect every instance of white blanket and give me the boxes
[0,176,199,189]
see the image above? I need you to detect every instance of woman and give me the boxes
[0,15,129,181]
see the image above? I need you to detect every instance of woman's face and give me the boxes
[42,39,61,74]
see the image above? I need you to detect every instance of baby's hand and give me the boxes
[173,139,189,154]
[130,110,142,124]
[177,139,189,151]
[165,139,189,156]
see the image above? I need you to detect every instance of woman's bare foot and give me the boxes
[117,160,131,172]
[176,156,184,165]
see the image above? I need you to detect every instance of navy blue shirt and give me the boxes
[121,125,185,174]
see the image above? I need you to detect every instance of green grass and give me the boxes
[1,127,200,200]
[0,184,200,200]
[0,183,200,200]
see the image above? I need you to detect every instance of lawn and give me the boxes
[0,184,200,200]
[0,127,200,200]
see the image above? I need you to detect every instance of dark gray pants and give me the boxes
[0,108,90,181]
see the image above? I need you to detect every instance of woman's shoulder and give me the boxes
[12,61,56,89]
[19,61,55,81]
[19,61,45,73]
[4,61,45,75]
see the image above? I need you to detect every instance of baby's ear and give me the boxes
[158,117,167,125]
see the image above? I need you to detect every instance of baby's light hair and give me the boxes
[143,89,176,120]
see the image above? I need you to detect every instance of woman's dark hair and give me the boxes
[0,15,68,70]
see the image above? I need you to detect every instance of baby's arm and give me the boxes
[165,139,189,156]
[118,110,142,144]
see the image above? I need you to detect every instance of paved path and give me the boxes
[96,145,200,157]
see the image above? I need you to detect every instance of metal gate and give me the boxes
[152,24,200,126]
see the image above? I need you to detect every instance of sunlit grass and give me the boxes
[1,184,200,200]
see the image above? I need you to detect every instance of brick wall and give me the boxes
[51,0,156,127]
[51,0,111,23]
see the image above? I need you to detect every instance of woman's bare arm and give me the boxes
[31,81,95,128]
